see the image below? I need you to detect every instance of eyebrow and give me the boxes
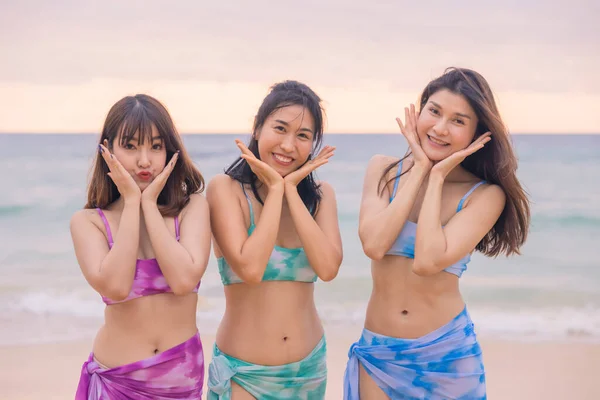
[275,119,314,134]
[430,101,472,119]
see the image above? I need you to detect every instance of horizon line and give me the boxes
[1,131,599,136]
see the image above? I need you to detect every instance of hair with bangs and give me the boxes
[378,67,530,257]
[225,80,325,215]
[85,94,204,216]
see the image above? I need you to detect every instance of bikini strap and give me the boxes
[456,181,487,212]
[389,160,403,202]
[174,215,180,241]
[96,208,114,248]
[240,183,255,226]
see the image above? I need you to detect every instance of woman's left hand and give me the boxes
[431,133,492,179]
[284,145,335,188]
[141,151,180,203]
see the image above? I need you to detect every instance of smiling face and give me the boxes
[255,104,315,177]
[110,124,167,191]
[416,89,479,161]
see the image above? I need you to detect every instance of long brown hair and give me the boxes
[225,80,325,215]
[379,67,530,257]
[85,94,204,216]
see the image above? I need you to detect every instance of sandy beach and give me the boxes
[1,332,599,399]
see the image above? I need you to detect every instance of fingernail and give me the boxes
[98,144,103,153]
[176,150,180,154]
[110,154,113,159]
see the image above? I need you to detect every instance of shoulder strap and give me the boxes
[174,215,180,241]
[96,208,114,248]
[240,183,255,226]
[389,160,403,202]
[456,181,486,212]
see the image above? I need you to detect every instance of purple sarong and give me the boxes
[75,332,204,399]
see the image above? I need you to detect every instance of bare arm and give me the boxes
[70,201,140,301]
[208,174,284,284]
[414,176,505,275]
[413,132,500,275]
[358,155,427,260]
[71,143,143,301]
[142,194,211,294]
[285,181,343,281]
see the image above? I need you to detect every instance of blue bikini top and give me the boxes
[385,161,486,277]
[217,185,318,285]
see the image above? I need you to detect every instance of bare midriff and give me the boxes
[216,281,323,365]
[365,254,465,339]
[92,292,199,368]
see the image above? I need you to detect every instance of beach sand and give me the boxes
[2,334,599,399]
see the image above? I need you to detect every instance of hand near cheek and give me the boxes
[99,142,141,203]
[396,104,433,172]
[431,132,492,179]
[236,140,284,191]
[284,145,335,188]
[141,151,180,203]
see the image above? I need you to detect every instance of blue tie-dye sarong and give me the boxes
[344,307,486,399]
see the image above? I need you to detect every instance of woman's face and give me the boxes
[110,124,167,191]
[416,89,479,162]
[255,104,315,177]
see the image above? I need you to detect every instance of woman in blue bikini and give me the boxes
[206,80,343,399]
[344,67,531,399]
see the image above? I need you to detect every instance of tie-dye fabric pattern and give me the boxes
[344,308,486,400]
[75,332,204,399]
[384,162,487,277]
[95,208,201,305]
[207,336,327,399]
[216,187,317,285]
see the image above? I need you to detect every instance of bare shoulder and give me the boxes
[470,183,506,209]
[206,174,246,211]
[207,173,239,194]
[70,208,104,234]
[70,208,98,226]
[186,192,208,207]
[368,154,399,169]
[317,180,335,198]
[180,193,208,218]
[367,154,404,178]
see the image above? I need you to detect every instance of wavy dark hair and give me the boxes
[225,80,325,215]
[379,67,530,257]
[85,94,204,216]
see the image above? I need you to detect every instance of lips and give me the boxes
[137,171,152,181]
[427,135,449,147]
[272,153,294,166]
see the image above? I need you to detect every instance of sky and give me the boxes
[0,0,598,134]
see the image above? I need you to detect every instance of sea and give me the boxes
[1,133,599,345]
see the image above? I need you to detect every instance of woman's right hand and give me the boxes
[99,142,141,203]
[396,104,433,172]
[236,139,284,191]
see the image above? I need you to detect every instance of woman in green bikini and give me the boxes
[206,80,343,399]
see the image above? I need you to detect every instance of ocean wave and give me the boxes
[531,214,600,229]
[318,304,600,340]
[0,204,31,217]
[5,291,600,341]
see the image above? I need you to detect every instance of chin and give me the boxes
[423,148,449,162]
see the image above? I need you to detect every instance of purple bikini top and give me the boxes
[96,208,200,305]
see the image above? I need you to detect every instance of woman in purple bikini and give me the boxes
[71,94,211,399]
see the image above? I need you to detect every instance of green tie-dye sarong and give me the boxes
[207,336,327,399]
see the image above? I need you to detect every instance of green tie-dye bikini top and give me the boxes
[217,185,318,286]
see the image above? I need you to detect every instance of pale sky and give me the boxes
[1,0,598,134]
